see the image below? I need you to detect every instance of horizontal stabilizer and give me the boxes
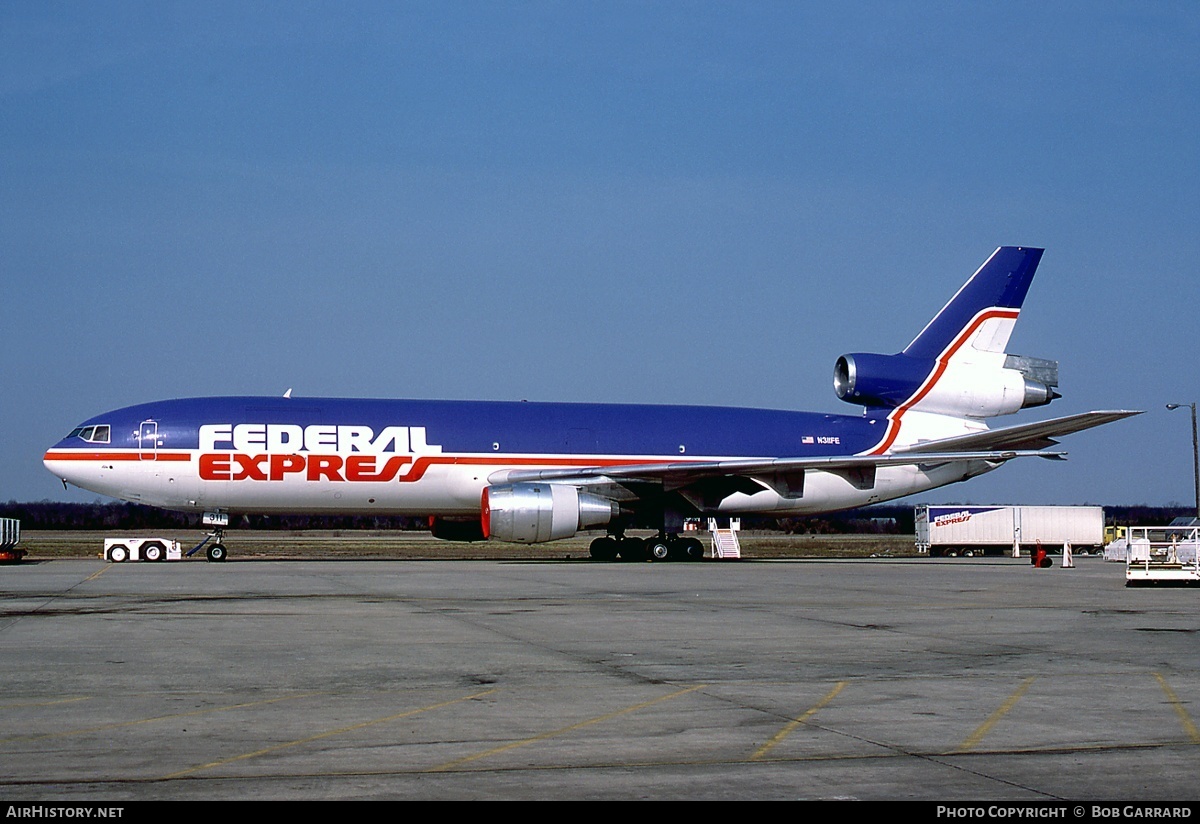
[893,410,1142,454]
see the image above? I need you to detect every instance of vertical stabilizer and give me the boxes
[903,246,1043,360]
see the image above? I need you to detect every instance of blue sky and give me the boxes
[2,2,1197,508]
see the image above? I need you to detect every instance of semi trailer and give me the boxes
[915,505,1104,557]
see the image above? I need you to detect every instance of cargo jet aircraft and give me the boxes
[45,247,1137,561]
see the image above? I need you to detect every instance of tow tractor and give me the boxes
[104,537,183,562]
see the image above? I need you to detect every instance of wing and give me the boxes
[892,410,1142,454]
[486,410,1141,504]
[488,449,1063,505]
[490,450,1060,485]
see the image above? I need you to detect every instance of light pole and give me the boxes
[1166,402,1199,521]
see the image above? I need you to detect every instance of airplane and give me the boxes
[44,246,1138,562]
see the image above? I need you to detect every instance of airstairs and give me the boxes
[707,518,742,559]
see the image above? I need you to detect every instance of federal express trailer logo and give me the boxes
[197,423,442,483]
[930,507,1002,528]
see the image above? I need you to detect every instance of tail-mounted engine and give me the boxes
[482,483,618,544]
[834,352,1059,418]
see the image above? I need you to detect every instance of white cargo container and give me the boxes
[915,505,1104,557]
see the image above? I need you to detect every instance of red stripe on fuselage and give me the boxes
[43,451,191,462]
[44,449,696,482]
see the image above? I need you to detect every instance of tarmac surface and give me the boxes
[1,554,1197,801]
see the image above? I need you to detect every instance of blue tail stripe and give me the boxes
[902,246,1043,359]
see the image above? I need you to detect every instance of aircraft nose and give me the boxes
[44,445,71,483]
[43,441,89,489]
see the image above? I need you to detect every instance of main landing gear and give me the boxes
[588,533,705,562]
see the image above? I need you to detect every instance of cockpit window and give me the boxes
[73,425,111,444]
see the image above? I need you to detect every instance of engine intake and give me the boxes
[482,483,618,544]
[834,353,935,409]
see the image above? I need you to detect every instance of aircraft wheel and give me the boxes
[206,544,228,562]
[617,538,645,562]
[142,542,165,562]
[647,540,671,561]
[589,537,618,562]
[683,537,705,561]
[109,545,128,563]
[962,548,975,558]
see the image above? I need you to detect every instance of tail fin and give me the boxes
[834,246,1059,425]
[903,246,1043,359]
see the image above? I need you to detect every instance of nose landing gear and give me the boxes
[187,528,229,562]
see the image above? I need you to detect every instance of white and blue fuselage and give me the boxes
[45,397,980,517]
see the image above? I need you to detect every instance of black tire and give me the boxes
[142,541,165,562]
[617,538,645,562]
[683,537,705,561]
[647,540,671,561]
[589,537,619,562]
[109,544,128,563]
[206,544,228,562]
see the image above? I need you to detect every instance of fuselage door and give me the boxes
[139,420,158,461]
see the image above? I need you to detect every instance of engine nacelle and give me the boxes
[481,483,618,544]
[834,353,934,409]
[835,352,1059,418]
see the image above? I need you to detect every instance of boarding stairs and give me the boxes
[707,518,742,559]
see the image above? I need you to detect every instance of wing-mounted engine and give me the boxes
[482,483,619,544]
[834,352,1059,419]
